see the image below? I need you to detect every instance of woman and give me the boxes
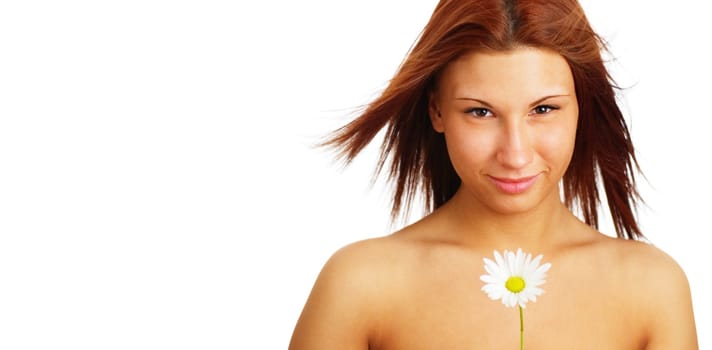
[289,0,698,348]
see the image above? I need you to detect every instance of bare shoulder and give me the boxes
[598,238,691,307]
[603,238,698,349]
[320,235,420,286]
[605,238,686,277]
[608,239,691,296]
[289,236,415,350]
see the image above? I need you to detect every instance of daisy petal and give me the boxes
[480,248,551,309]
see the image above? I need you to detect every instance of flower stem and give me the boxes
[519,306,524,350]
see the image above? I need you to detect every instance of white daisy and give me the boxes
[480,248,551,308]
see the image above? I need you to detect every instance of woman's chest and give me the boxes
[376,255,645,350]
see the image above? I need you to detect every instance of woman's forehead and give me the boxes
[437,47,575,99]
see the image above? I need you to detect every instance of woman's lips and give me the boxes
[488,174,540,194]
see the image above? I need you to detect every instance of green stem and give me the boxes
[519,306,524,350]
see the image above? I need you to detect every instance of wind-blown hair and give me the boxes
[323,0,643,240]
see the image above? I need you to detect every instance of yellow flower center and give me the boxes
[505,276,526,293]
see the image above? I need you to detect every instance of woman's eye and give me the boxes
[531,105,559,115]
[466,108,492,118]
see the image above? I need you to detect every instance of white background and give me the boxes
[0,1,709,349]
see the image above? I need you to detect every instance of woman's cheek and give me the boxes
[536,123,577,167]
[446,130,493,172]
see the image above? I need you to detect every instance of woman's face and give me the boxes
[429,47,578,214]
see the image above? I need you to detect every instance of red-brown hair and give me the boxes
[324,0,643,240]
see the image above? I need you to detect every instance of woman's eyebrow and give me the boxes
[528,94,570,107]
[454,94,570,108]
[454,97,494,109]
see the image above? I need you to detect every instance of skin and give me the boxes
[289,47,698,349]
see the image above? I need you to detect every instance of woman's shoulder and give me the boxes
[621,238,691,300]
[596,236,687,278]
[312,231,446,304]
[593,236,697,347]
[320,234,428,283]
[587,235,689,294]
[289,235,424,349]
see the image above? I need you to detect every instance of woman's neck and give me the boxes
[435,187,582,252]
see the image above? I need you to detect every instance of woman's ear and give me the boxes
[428,91,445,133]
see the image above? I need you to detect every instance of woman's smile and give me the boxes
[487,174,541,194]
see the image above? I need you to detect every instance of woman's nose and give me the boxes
[495,120,534,169]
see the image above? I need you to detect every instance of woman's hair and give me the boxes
[323,0,643,240]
